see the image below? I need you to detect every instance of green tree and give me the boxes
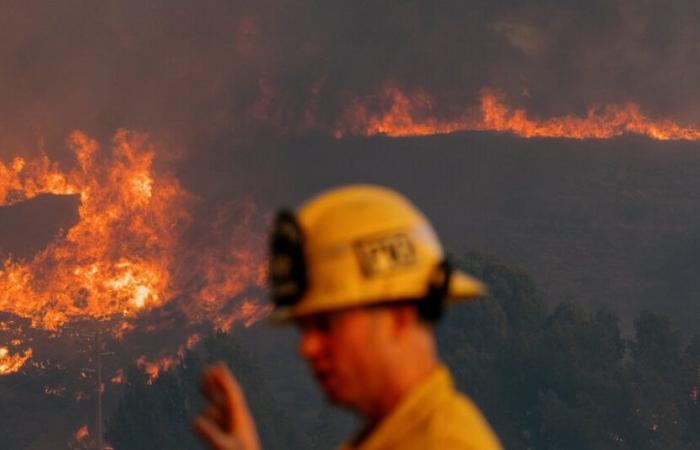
[681,335,700,446]
[440,252,548,449]
[532,305,630,450]
[625,312,688,450]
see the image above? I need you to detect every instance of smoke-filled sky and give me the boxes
[2,0,700,157]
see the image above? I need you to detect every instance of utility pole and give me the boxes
[80,328,113,450]
[95,331,103,450]
[88,330,113,450]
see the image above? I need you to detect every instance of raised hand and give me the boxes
[194,363,262,450]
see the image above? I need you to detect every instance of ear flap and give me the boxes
[418,258,452,322]
[269,210,308,307]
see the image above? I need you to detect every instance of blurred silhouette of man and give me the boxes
[195,185,502,450]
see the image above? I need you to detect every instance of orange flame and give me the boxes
[185,333,201,349]
[74,424,89,441]
[0,130,270,371]
[0,130,188,329]
[136,355,177,383]
[214,298,273,332]
[111,369,125,384]
[335,86,700,140]
[0,346,32,375]
[135,328,265,383]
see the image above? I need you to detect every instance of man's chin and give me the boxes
[314,373,358,409]
[324,391,355,411]
[321,387,371,417]
[317,378,337,399]
[317,378,348,406]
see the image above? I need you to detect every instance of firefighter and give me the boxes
[194,184,503,450]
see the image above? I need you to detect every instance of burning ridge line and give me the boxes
[334,86,700,141]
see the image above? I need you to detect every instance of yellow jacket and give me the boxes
[339,366,502,450]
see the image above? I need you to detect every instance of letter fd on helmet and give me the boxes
[269,185,485,321]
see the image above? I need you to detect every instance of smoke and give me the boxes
[0,0,699,161]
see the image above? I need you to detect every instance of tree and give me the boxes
[681,335,700,446]
[625,312,687,450]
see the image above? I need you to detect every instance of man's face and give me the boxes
[297,307,393,416]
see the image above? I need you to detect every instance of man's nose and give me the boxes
[299,328,325,360]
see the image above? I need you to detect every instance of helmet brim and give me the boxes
[269,269,488,325]
[445,270,488,302]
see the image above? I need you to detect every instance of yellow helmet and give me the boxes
[269,184,485,321]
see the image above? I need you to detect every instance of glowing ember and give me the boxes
[173,333,203,360]
[136,355,177,383]
[185,333,201,349]
[0,346,32,374]
[112,321,135,341]
[44,385,67,396]
[74,424,89,441]
[111,369,125,384]
[214,298,273,332]
[335,86,700,141]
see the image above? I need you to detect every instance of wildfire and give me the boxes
[0,346,32,374]
[0,129,271,373]
[335,86,700,141]
[0,130,185,329]
[136,355,177,383]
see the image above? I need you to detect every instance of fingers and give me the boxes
[202,363,252,432]
[193,416,244,450]
[201,372,229,424]
[201,405,225,429]
[196,363,262,450]
[205,364,246,409]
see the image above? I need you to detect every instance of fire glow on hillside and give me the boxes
[335,86,700,141]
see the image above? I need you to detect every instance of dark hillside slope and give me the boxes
[261,132,700,332]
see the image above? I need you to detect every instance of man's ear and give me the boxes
[390,304,419,336]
